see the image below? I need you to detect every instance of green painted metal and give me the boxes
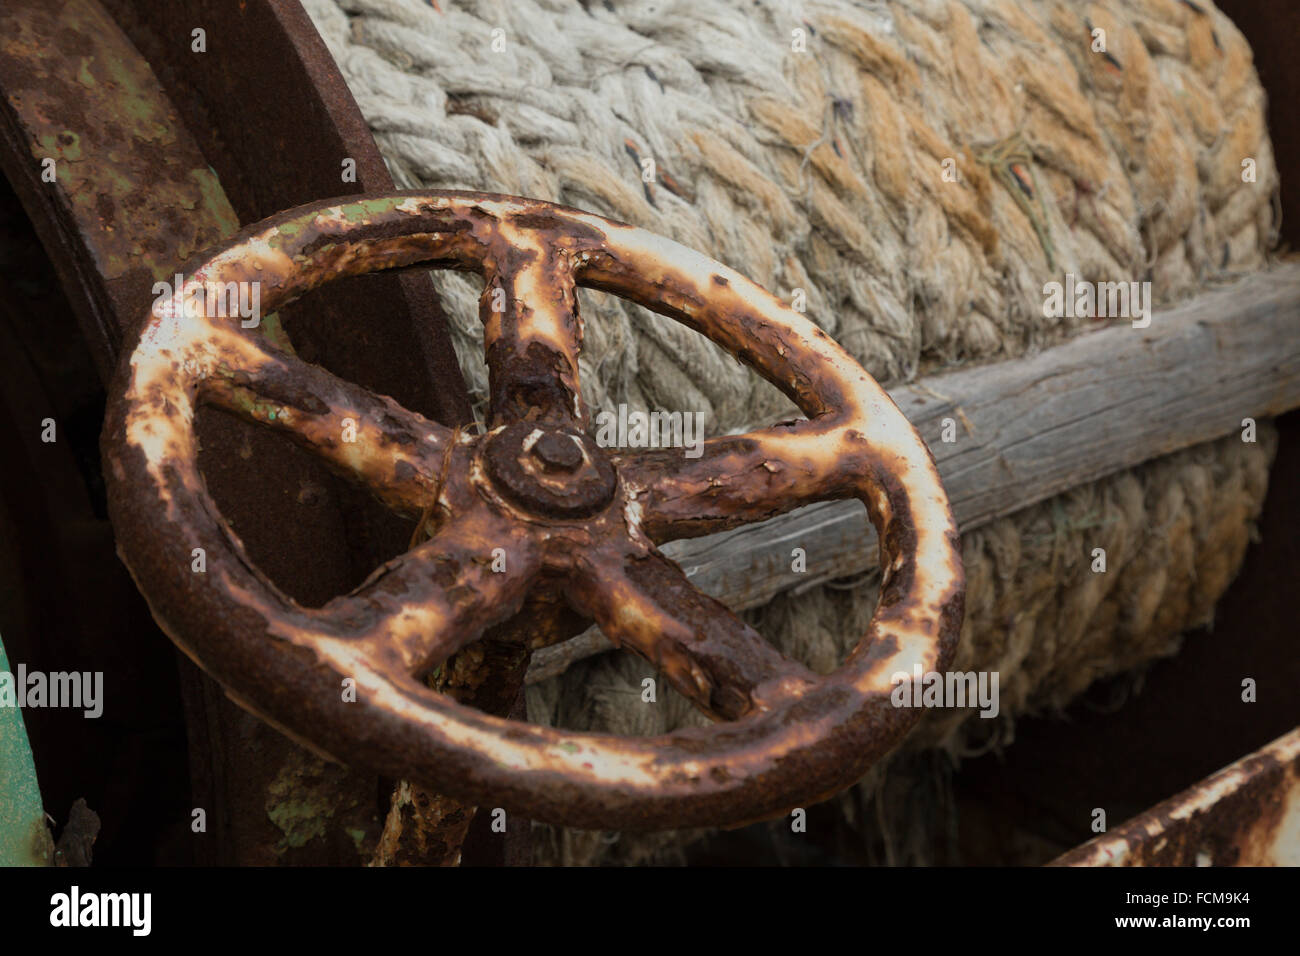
[0,631,52,865]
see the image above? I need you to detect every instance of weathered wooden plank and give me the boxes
[527,263,1300,683]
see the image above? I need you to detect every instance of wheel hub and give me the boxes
[482,422,616,519]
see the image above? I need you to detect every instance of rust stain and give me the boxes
[1052,728,1300,867]
[0,0,240,287]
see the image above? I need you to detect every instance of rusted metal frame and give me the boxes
[103,191,964,831]
[1051,727,1300,866]
[0,0,344,866]
[0,0,242,376]
[99,0,473,426]
[0,0,496,863]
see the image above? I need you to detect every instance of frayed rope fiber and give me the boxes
[303,0,1281,863]
[305,0,1278,428]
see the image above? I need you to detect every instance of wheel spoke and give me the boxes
[197,326,454,518]
[481,244,585,429]
[320,504,543,678]
[614,416,865,543]
[567,545,816,720]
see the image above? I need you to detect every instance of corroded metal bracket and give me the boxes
[1053,727,1300,866]
[102,191,965,831]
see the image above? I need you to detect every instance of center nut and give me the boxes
[482,421,617,518]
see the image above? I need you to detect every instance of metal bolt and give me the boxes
[531,432,583,473]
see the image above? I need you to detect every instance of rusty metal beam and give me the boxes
[1052,727,1300,866]
[0,0,241,377]
[0,0,384,865]
[0,0,482,864]
[100,0,472,427]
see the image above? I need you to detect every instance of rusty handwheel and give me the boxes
[102,191,964,831]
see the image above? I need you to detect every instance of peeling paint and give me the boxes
[103,191,964,831]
